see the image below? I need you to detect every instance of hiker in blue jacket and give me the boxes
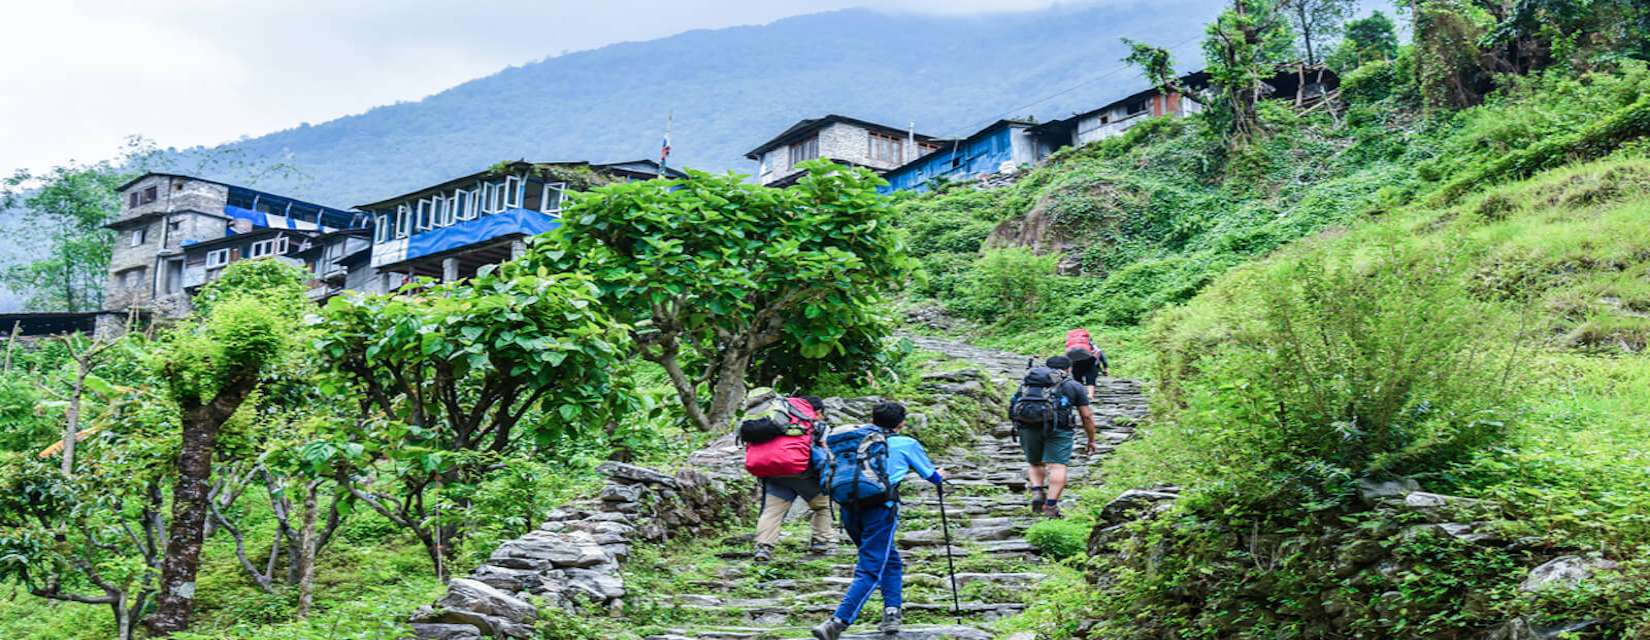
[812,401,943,640]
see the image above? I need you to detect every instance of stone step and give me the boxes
[674,600,1026,622]
[649,623,993,640]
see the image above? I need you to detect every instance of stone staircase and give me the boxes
[636,336,1149,640]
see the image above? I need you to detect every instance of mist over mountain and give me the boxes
[167,2,1230,206]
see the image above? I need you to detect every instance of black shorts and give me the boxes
[1070,357,1099,385]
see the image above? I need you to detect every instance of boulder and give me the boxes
[1096,488,1180,528]
[411,623,484,640]
[600,482,644,504]
[1357,477,1420,503]
[1520,555,1617,592]
[468,565,543,593]
[488,531,609,570]
[438,578,538,624]
[595,461,678,487]
[429,608,534,639]
[564,568,626,602]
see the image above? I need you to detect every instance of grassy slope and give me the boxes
[896,61,1650,635]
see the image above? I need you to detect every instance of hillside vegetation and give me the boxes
[895,6,1650,637]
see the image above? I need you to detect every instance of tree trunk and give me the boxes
[1297,3,1316,66]
[295,480,321,618]
[63,370,84,475]
[148,378,257,635]
[704,347,752,432]
[651,347,713,431]
[113,593,132,640]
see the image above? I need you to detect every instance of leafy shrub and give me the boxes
[1151,239,1523,490]
[957,248,1061,321]
[1024,518,1088,560]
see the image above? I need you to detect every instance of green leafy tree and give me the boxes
[1203,0,1298,142]
[1123,38,1185,94]
[146,259,309,635]
[1279,0,1355,65]
[1329,10,1401,70]
[0,140,152,311]
[314,268,632,577]
[521,161,910,432]
[0,339,172,640]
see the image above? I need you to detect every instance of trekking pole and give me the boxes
[936,482,962,625]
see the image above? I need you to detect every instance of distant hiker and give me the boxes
[812,401,944,640]
[740,392,834,562]
[1008,355,1097,518]
[1064,328,1110,400]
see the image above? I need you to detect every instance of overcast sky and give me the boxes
[0,0,1070,177]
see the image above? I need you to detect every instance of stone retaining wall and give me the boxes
[409,456,745,639]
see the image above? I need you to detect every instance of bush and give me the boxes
[1024,518,1088,560]
[1150,239,1524,490]
[958,248,1061,321]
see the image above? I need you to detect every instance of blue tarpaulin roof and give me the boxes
[404,208,561,262]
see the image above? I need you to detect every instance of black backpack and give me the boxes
[1010,367,1071,434]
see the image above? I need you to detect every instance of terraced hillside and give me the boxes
[622,337,1148,640]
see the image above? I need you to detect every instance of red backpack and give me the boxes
[740,393,820,478]
[1065,328,1097,361]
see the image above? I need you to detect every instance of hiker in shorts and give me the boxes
[811,401,944,640]
[1064,328,1110,400]
[1009,355,1097,518]
[751,396,834,562]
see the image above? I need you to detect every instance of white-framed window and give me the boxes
[453,189,473,220]
[503,176,523,209]
[375,214,390,242]
[206,248,230,268]
[415,199,433,231]
[436,195,454,226]
[129,227,146,247]
[541,182,567,214]
[395,205,410,238]
[482,182,505,214]
[248,236,289,259]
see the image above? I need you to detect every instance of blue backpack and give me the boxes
[821,425,893,506]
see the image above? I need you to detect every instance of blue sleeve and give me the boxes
[892,436,941,485]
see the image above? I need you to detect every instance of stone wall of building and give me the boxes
[107,177,231,314]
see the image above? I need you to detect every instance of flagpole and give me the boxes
[660,111,673,176]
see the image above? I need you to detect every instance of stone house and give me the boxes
[744,115,942,187]
[357,160,681,284]
[1032,66,1339,148]
[106,173,364,318]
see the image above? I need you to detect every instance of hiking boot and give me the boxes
[1042,501,1064,519]
[811,616,848,640]
[1028,486,1046,515]
[878,607,902,636]
[753,544,773,563]
[808,540,833,556]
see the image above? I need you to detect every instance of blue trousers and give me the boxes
[833,501,902,624]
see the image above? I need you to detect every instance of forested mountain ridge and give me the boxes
[162,2,1231,205]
